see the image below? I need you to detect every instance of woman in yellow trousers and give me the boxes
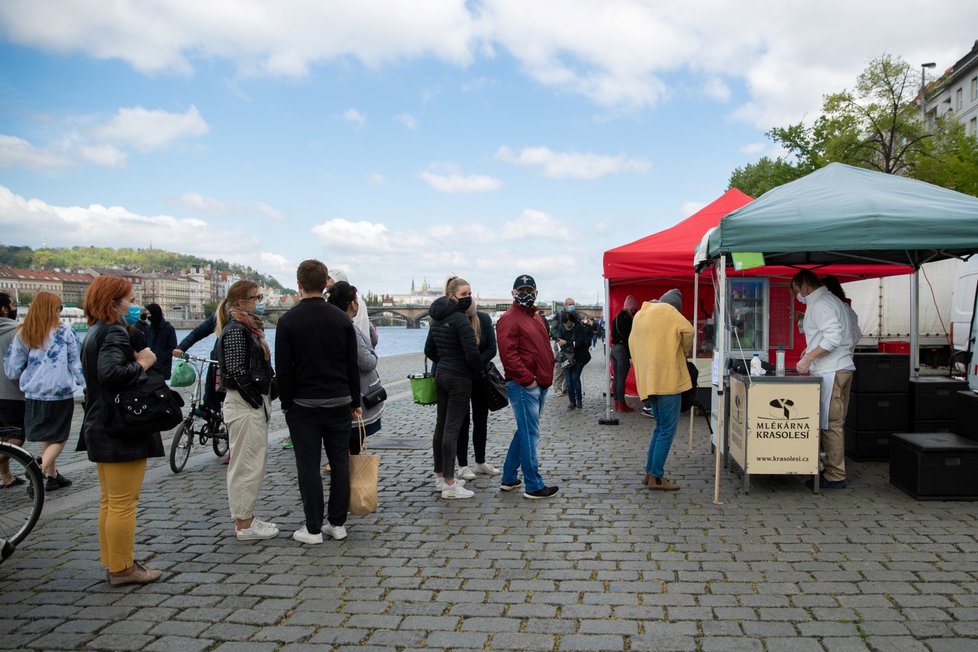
[78,275,164,586]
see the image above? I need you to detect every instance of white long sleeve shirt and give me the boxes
[801,286,855,374]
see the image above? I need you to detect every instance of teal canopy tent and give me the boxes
[705,163,978,267]
[699,163,978,504]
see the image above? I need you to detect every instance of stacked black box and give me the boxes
[956,390,978,442]
[890,432,978,499]
[844,353,910,461]
[909,377,966,433]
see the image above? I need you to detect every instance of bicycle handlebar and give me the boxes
[182,353,218,365]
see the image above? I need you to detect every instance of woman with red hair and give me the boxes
[78,275,163,586]
[4,291,84,490]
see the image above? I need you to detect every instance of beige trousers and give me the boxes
[820,370,853,482]
[224,389,271,521]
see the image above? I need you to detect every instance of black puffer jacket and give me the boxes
[218,320,275,409]
[77,322,165,462]
[424,296,482,378]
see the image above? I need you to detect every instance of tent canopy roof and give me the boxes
[604,189,752,281]
[704,163,978,267]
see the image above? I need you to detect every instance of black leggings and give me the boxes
[433,372,472,479]
[457,380,489,467]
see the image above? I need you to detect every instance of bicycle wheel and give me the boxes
[212,419,229,457]
[0,442,44,555]
[169,421,195,473]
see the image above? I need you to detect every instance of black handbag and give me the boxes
[362,383,387,409]
[482,361,509,412]
[107,370,184,439]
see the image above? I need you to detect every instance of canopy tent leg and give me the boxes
[689,270,700,453]
[713,257,727,505]
[599,276,619,426]
[911,266,920,378]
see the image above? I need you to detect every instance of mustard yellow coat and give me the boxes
[628,301,694,399]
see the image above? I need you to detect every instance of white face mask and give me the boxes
[796,293,807,305]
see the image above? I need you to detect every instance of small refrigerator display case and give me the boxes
[727,278,769,360]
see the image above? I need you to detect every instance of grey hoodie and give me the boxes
[0,318,25,402]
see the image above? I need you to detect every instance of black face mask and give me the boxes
[4,308,16,320]
[456,296,473,312]
[515,291,536,308]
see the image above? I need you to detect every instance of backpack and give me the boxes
[680,360,699,413]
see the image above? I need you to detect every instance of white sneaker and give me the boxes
[458,466,477,480]
[236,520,279,541]
[292,526,323,544]
[252,516,278,530]
[435,477,466,491]
[323,523,348,540]
[474,462,501,476]
[441,482,475,499]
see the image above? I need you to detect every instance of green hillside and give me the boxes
[0,245,295,294]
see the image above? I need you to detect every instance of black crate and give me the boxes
[853,353,910,393]
[845,427,891,461]
[913,419,956,433]
[845,392,909,431]
[956,390,978,442]
[909,377,967,421]
[889,432,978,500]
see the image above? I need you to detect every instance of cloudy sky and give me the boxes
[0,1,975,303]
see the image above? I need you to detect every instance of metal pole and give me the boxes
[911,266,920,378]
[689,271,700,453]
[713,256,727,505]
[599,277,619,426]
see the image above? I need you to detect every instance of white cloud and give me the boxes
[680,201,708,218]
[703,77,731,103]
[0,184,257,256]
[368,173,386,185]
[175,192,286,221]
[77,144,127,168]
[2,2,976,134]
[0,106,208,172]
[90,106,208,152]
[0,134,72,171]
[496,145,649,179]
[739,143,766,156]
[419,165,503,193]
[344,108,367,127]
[259,251,291,274]
[394,113,418,130]
[310,210,593,298]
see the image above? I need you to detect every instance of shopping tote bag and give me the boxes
[349,419,379,515]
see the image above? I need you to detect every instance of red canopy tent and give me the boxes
[602,188,912,398]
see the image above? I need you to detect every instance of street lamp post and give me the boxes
[920,62,936,122]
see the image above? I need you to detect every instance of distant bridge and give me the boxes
[264,303,603,327]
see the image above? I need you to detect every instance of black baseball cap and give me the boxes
[513,274,537,290]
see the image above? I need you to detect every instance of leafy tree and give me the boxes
[203,300,218,317]
[729,156,807,197]
[816,55,929,174]
[730,54,942,191]
[910,117,978,196]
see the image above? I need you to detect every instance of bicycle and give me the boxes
[0,426,44,563]
[169,354,229,473]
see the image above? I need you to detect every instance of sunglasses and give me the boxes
[246,294,264,301]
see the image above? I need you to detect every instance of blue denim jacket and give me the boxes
[3,323,85,401]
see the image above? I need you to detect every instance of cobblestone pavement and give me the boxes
[2,348,977,651]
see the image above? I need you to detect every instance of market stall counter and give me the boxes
[727,372,822,493]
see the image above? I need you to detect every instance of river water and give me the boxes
[174,324,429,360]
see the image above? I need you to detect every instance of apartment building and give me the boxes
[0,266,63,303]
[923,40,978,138]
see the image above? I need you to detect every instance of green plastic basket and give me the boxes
[409,373,437,405]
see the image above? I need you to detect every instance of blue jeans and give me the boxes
[502,382,547,492]
[564,365,582,405]
[645,394,681,478]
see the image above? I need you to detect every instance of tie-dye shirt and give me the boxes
[3,323,85,401]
